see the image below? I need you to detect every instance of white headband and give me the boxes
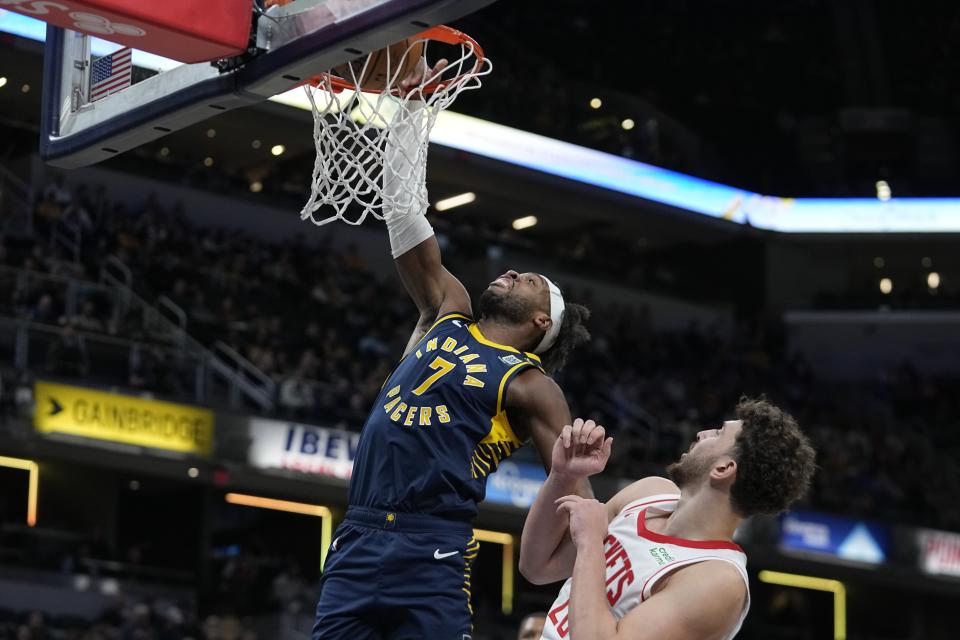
[534,275,565,354]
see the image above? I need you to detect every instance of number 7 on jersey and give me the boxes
[412,357,456,396]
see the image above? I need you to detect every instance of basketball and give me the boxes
[334,39,426,91]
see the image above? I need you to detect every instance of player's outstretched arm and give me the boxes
[522,473,680,585]
[559,496,746,640]
[603,476,680,521]
[393,236,471,354]
[517,410,611,584]
[386,56,470,355]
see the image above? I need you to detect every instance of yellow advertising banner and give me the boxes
[34,381,214,457]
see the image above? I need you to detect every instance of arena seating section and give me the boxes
[1,134,958,640]
[2,178,959,539]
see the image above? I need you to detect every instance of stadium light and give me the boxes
[21,83,29,93]
[928,272,940,289]
[589,97,602,109]
[758,570,846,640]
[474,528,515,615]
[225,493,333,570]
[206,128,216,138]
[435,192,476,212]
[876,180,891,201]
[621,118,635,131]
[512,215,538,230]
[880,278,893,295]
[0,76,7,89]
[270,85,356,116]
[0,455,39,527]
[271,144,285,156]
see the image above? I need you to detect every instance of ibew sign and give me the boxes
[248,418,359,480]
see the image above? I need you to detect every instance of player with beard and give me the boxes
[313,204,591,638]
[521,398,816,640]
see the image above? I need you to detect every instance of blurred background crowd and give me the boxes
[4,179,958,536]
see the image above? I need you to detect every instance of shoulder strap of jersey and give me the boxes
[427,312,473,334]
[620,493,681,516]
[521,350,545,373]
[523,351,543,370]
[465,322,546,375]
[413,312,473,351]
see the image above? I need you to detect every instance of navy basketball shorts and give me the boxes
[313,507,479,640]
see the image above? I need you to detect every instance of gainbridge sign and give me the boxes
[33,381,214,456]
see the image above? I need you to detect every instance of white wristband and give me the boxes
[388,211,435,258]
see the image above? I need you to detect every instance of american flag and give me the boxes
[89,47,132,102]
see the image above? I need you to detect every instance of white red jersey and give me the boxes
[541,493,750,640]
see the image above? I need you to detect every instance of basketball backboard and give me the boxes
[38,0,497,168]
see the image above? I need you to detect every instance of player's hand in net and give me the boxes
[551,418,613,480]
[400,57,449,96]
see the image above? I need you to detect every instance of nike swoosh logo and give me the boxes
[434,549,459,560]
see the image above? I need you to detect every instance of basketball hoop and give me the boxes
[298,25,491,226]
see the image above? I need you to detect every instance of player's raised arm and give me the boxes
[385,57,471,354]
[392,235,471,353]
[518,416,612,585]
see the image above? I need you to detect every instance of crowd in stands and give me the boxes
[0,605,262,640]
[0,526,516,639]
[0,603,525,640]
[451,0,848,195]
[2,178,959,534]
[447,0,960,200]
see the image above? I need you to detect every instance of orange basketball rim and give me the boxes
[310,25,487,95]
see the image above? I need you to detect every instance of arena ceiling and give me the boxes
[450,0,960,199]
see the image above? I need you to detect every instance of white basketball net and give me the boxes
[299,33,491,226]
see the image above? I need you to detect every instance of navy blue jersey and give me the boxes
[348,313,545,520]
